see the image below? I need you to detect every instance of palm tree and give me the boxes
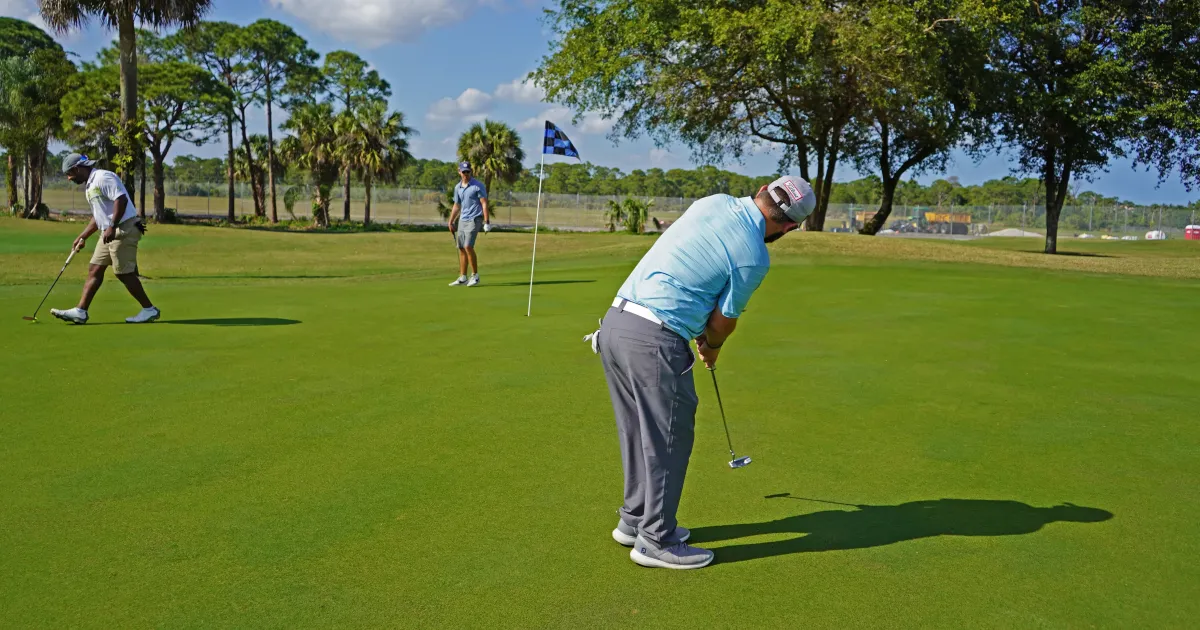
[337,101,414,225]
[280,103,340,227]
[37,0,212,188]
[456,120,525,202]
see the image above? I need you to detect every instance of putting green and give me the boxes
[2,217,1198,628]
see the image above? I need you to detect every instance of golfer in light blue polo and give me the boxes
[448,161,491,287]
[591,175,816,569]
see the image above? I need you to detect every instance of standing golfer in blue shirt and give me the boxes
[448,161,491,287]
[591,175,816,569]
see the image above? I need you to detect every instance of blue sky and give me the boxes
[4,0,1195,205]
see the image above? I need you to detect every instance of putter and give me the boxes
[709,368,751,469]
[23,246,81,322]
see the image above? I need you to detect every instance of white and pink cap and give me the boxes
[767,175,817,223]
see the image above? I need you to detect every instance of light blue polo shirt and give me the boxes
[617,194,770,340]
[454,178,487,222]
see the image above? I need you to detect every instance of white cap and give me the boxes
[767,175,817,222]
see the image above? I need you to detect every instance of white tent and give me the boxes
[1146,230,1168,241]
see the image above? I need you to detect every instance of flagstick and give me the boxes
[526,151,546,317]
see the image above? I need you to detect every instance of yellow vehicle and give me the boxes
[924,211,972,235]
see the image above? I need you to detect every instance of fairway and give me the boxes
[2,218,1198,628]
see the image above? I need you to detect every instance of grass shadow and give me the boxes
[1016,250,1114,258]
[161,318,301,326]
[158,275,348,280]
[478,280,597,287]
[688,494,1113,565]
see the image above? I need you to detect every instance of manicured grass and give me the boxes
[2,217,1198,628]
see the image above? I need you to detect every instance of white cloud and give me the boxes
[494,76,545,104]
[519,107,614,136]
[519,106,572,131]
[578,113,614,135]
[267,0,492,47]
[649,148,671,167]
[425,88,494,126]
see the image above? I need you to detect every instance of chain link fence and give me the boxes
[37,179,1200,238]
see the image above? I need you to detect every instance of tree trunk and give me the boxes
[226,119,236,221]
[152,152,167,222]
[1042,158,1071,255]
[343,170,351,221]
[861,178,898,235]
[364,177,372,225]
[237,105,265,216]
[265,70,278,223]
[22,156,30,214]
[6,154,16,212]
[117,9,139,191]
[139,155,147,219]
[314,185,331,227]
[28,146,44,216]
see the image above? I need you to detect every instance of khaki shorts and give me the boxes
[91,219,142,275]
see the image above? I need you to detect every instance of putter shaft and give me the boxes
[27,248,79,320]
[709,369,736,458]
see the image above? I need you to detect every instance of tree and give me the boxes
[986,0,1200,253]
[1125,0,1200,202]
[535,0,869,231]
[280,102,341,227]
[62,54,228,221]
[457,120,525,203]
[0,16,57,58]
[605,197,652,233]
[232,134,271,203]
[38,0,213,190]
[323,50,391,221]
[853,0,996,235]
[336,100,413,225]
[171,155,224,182]
[243,19,318,223]
[0,20,74,217]
[168,21,260,221]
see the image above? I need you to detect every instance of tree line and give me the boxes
[534,0,1200,253]
[16,145,1199,215]
[5,2,1199,244]
[1,11,419,226]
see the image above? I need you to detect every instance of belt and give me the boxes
[612,298,662,326]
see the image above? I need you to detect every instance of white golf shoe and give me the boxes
[50,307,88,324]
[126,306,161,323]
[467,274,480,287]
[449,276,468,286]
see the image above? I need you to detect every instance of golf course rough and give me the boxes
[2,217,1198,628]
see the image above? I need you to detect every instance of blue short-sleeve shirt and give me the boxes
[617,194,770,340]
[454,178,487,222]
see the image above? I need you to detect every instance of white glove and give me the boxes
[483,222,492,233]
[582,319,602,354]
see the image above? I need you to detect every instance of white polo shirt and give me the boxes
[85,169,137,230]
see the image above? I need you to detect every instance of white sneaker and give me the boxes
[449,276,467,286]
[50,307,88,324]
[126,307,161,323]
[467,274,480,287]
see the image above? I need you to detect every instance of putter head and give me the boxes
[22,316,37,322]
[729,456,752,469]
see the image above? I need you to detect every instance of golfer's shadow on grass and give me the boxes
[689,494,1112,565]
[161,318,301,326]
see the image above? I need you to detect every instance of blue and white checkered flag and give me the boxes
[543,121,580,159]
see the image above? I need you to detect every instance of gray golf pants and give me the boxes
[598,304,698,549]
